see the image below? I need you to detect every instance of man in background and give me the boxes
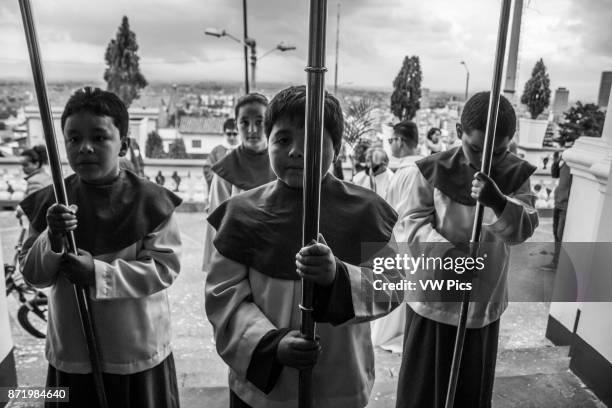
[208,118,239,165]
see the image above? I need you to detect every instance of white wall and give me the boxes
[548,85,612,363]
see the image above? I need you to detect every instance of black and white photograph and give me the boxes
[0,0,611,407]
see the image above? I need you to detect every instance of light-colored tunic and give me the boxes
[21,215,181,374]
[201,174,244,272]
[205,244,403,408]
[399,166,538,328]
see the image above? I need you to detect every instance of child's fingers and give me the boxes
[296,261,321,276]
[317,233,328,246]
[49,219,78,229]
[290,337,320,351]
[295,253,327,266]
[48,204,76,214]
[299,243,331,256]
[51,212,77,221]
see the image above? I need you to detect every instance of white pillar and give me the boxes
[546,85,612,405]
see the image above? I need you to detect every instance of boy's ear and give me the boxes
[119,138,130,157]
[455,123,463,140]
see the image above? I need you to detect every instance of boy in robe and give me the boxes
[201,93,276,272]
[394,92,538,408]
[19,87,182,408]
[205,85,403,408]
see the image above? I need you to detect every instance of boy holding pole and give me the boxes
[395,92,538,408]
[205,86,402,408]
[20,88,182,408]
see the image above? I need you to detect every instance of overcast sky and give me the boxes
[1,0,611,102]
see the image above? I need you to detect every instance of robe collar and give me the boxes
[416,146,536,206]
[208,174,398,280]
[211,144,276,191]
[19,170,182,255]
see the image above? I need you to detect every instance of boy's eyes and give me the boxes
[275,137,289,145]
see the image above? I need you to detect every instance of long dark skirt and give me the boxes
[45,353,179,408]
[396,307,499,408]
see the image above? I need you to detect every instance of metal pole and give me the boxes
[300,0,327,407]
[250,40,257,90]
[333,3,340,95]
[18,1,108,407]
[465,71,470,101]
[242,0,250,93]
[444,0,512,407]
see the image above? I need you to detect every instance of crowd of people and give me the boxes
[14,85,543,408]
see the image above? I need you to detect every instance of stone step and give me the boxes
[496,346,571,377]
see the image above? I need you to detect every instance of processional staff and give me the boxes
[300,0,328,407]
[444,0,513,407]
[18,1,108,406]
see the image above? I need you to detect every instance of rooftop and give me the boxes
[179,116,226,134]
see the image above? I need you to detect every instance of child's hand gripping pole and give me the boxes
[300,1,328,407]
[18,1,108,406]
[444,1,512,407]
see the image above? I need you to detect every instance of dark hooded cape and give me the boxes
[19,170,182,256]
[211,144,276,191]
[416,146,536,206]
[208,174,398,280]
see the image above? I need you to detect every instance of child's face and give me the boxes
[456,123,510,169]
[268,118,335,189]
[237,102,267,152]
[64,112,124,184]
[20,156,38,176]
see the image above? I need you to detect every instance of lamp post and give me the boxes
[205,28,295,91]
[460,60,470,101]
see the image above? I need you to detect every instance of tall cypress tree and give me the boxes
[390,56,422,121]
[104,16,148,107]
[520,58,551,119]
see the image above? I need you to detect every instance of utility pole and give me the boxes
[333,3,340,95]
[504,0,523,103]
[249,39,257,90]
[242,0,250,93]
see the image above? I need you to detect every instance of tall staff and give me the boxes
[300,0,327,407]
[444,0,512,407]
[18,1,108,407]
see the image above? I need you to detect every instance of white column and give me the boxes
[548,84,612,363]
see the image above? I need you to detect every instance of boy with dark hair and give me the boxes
[395,92,538,408]
[209,118,239,165]
[201,93,276,272]
[205,85,402,408]
[388,120,422,171]
[19,87,182,408]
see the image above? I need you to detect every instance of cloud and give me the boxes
[1,0,610,101]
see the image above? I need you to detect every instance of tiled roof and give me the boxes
[178,116,226,134]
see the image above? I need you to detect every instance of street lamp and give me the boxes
[460,61,470,101]
[259,43,297,59]
[205,28,295,91]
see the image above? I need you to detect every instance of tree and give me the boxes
[343,98,377,146]
[168,138,188,159]
[390,56,422,120]
[104,16,148,107]
[520,58,551,119]
[556,102,605,146]
[145,131,164,158]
